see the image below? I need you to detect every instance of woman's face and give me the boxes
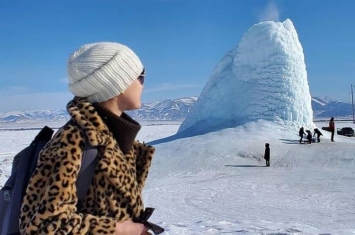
[117,79,143,111]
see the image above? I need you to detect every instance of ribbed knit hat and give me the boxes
[67,42,144,103]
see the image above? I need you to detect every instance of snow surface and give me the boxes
[179,19,314,136]
[1,120,355,234]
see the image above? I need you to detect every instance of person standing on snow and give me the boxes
[299,127,306,143]
[264,143,270,167]
[329,117,335,142]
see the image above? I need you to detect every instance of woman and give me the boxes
[20,42,155,235]
[329,117,335,142]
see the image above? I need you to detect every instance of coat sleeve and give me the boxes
[20,145,117,235]
[134,143,155,193]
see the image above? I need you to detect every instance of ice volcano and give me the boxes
[178,19,314,136]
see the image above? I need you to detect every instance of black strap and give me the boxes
[76,140,98,210]
[135,207,165,235]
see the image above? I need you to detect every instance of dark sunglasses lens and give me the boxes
[138,76,145,85]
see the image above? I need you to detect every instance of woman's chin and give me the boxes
[127,103,142,111]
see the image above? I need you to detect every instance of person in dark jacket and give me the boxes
[306,130,312,144]
[329,117,335,142]
[264,143,270,167]
[313,128,323,142]
[299,127,306,143]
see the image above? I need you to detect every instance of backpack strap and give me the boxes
[76,139,99,211]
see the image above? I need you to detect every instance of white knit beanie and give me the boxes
[67,42,144,103]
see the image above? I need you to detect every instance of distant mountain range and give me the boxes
[311,96,354,119]
[0,96,353,123]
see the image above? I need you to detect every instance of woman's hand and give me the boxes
[115,219,149,235]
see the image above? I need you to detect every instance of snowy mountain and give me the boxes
[0,96,352,123]
[128,97,198,121]
[0,109,68,123]
[311,96,353,118]
[0,97,198,123]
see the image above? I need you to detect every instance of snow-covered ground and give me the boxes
[1,120,354,234]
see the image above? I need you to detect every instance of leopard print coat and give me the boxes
[20,97,155,235]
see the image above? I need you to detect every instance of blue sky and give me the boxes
[0,0,355,112]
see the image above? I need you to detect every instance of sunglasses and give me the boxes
[138,69,145,85]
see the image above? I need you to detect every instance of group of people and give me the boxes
[298,117,336,144]
[264,117,336,168]
[264,117,336,167]
[299,127,323,144]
